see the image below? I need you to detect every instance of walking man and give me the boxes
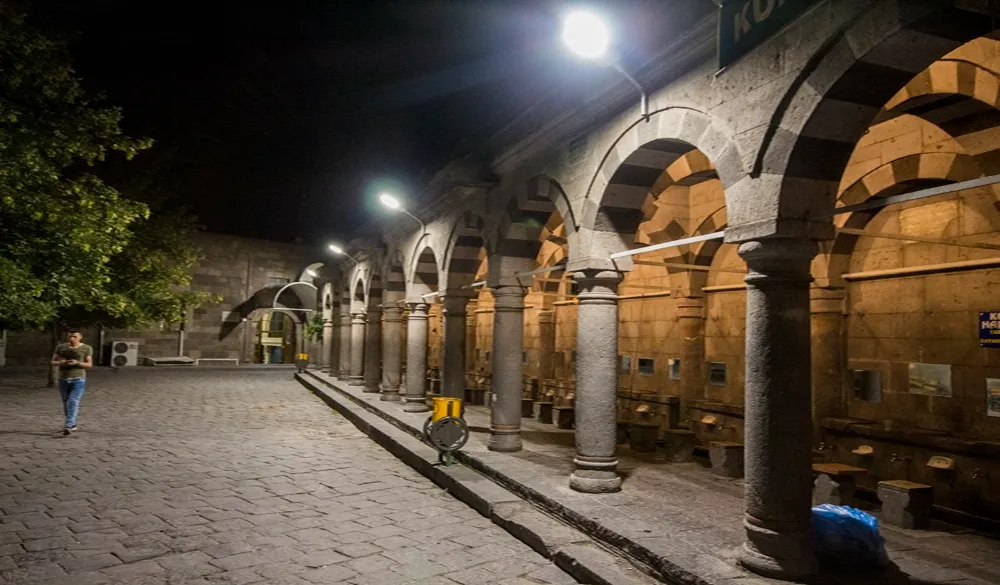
[50,329,93,435]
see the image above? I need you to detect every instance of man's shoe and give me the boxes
[63,426,77,435]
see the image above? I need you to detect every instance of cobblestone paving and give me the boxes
[0,368,580,585]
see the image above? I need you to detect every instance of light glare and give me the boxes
[379,193,401,210]
[328,244,344,255]
[562,11,610,60]
[305,268,318,278]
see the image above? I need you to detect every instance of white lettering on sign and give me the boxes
[734,0,788,43]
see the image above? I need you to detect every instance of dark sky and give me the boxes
[29,0,683,245]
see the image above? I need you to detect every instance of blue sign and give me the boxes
[980,312,1000,348]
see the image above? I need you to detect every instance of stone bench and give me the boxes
[812,463,866,507]
[662,429,696,462]
[877,480,933,529]
[536,402,554,424]
[629,422,659,453]
[710,441,744,478]
[554,406,574,429]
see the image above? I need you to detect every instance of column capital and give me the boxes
[573,270,622,302]
[383,305,403,321]
[406,301,429,316]
[350,311,366,321]
[810,284,846,314]
[365,308,381,322]
[491,285,526,312]
[739,238,817,286]
[441,294,471,315]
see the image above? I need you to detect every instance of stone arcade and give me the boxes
[310,2,1000,580]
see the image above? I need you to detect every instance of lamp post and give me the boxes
[379,193,427,234]
[328,244,361,265]
[562,10,648,120]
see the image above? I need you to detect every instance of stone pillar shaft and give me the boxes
[570,271,622,493]
[488,286,526,453]
[441,296,468,399]
[338,311,351,380]
[381,305,403,401]
[465,300,478,373]
[349,312,366,386]
[363,309,382,393]
[738,239,818,580]
[403,302,431,413]
[811,286,847,441]
[676,297,706,403]
[537,309,556,380]
[321,319,333,371]
[328,312,340,376]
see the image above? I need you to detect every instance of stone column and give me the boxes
[811,284,847,442]
[676,296,706,403]
[328,313,340,377]
[488,286,527,452]
[465,299,478,371]
[381,304,403,401]
[569,271,622,493]
[403,302,431,413]
[537,309,556,380]
[441,295,469,399]
[363,308,382,393]
[738,239,818,580]
[338,311,351,380]
[321,317,334,372]
[349,311,366,386]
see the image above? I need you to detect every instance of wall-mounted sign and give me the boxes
[718,0,820,69]
[908,363,952,398]
[980,312,1000,348]
[987,378,1000,418]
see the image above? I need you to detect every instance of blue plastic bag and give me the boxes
[812,504,889,570]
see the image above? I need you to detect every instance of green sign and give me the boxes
[718,0,819,69]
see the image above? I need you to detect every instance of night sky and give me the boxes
[28,0,680,245]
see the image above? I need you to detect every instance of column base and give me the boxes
[738,516,817,580]
[380,391,402,402]
[402,397,430,413]
[321,367,330,373]
[569,456,621,493]
[337,371,349,381]
[362,384,380,393]
[488,427,522,452]
[348,377,364,386]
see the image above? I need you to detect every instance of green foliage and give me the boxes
[305,314,324,342]
[0,13,216,331]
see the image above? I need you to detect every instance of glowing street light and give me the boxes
[328,243,359,264]
[305,267,318,278]
[378,191,427,233]
[561,10,648,119]
[562,11,610,61]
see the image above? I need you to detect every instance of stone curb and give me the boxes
[296,372,665,585]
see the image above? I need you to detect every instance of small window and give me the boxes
[619,355,632,374]
[638,358,655,376]
[667,358,681,380]
[709,362,727,386]
[853,370,882,403]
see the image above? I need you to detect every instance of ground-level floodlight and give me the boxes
[561,9,647,119]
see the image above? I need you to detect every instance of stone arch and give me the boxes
[490,176,574,283]
[384,249,406,305]
[409,245,440,298]
[351,275,366,313]
[583,107,744,260]
[881,59,1000,132]
[819,151,991,281]
[758,1,994,223]
[443,211,485,291]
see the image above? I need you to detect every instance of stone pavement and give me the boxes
[300,371,1000,585]
[0,368,581,585]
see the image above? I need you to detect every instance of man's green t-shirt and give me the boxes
[55,343,93,379]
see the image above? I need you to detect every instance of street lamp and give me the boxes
[305,267,318,278]
[328,244,360,264]
[378,192,427,233]
[562,10,648,119]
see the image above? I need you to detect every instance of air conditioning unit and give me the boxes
[110,340,139,367]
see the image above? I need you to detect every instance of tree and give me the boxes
[0,12,152,330]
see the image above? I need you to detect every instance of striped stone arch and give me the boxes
[758,0,993,219]
[495,176,575,266]
[444,211,485,291]
[321,282,334,317]
[638,149,721,245]
[409,245,440,298]
[818,151,989,280]
[351,274,366,312]
[585,108,743,256]
[384,249,406,304]
[367,263,383,310]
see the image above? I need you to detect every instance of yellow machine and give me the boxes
[423,396,469,466]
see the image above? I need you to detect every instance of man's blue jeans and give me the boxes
[58,378,86,428]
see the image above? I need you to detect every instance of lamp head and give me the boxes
[328,244,344,255]
[305,268,318,278]
[562,10,610,60]
[379,193,401,210]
